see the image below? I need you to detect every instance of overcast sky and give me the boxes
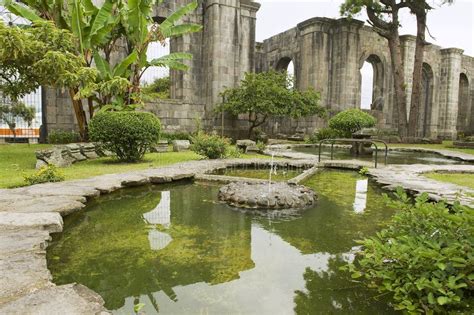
[256,0,474,57]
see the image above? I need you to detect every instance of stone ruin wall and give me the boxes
[43,0,474,140]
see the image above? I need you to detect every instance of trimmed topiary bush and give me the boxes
[89,111,161,162]
[344,189,474,314]
[328,109,376,138]
[190,132,231,159]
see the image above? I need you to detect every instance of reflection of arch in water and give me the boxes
[359,54,385,111]
[419,63,434,137]
[143,191,172,251]
[457,73,471,134]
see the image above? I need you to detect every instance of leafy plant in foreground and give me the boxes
[24,164,65,185]
[344,188,474,314]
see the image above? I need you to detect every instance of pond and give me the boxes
[294,146,468,165]
[47,170,399,314]
[211,166,303,181]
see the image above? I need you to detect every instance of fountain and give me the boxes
[218,153,316,210]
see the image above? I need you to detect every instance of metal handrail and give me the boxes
[318,138,389,168]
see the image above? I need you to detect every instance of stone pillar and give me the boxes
[297,18,332,108]
[202,0,260,112]
[438,48,463,139]
[328,18,364,111]
[400,35,417,121]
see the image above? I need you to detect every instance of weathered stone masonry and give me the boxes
[45,0,473,139]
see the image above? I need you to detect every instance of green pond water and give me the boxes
[295,146,469,165]
[47,170,399,314]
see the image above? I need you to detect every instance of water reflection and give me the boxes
[48,174,398,314]
[143,191,172,250]
[353,179,368,213]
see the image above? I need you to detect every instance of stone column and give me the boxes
[202,0,260,112]
[297,18,332,108]
[400,35,417,121]
[438,48,463,139]
[328,18,364,112]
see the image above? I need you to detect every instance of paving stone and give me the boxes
[0,212,63,233]
[0,228,51,254]
[0,196,85,216]
[0,284,110,315]
[0,251,52,304]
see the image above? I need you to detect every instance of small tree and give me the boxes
[217,71,325,138]
[0,101,35,139]
[328,108,376,138]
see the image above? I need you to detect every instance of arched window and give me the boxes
[419,63,434,137]
[457,73,470,134]
[276,57,295,89]
[359,55,384,111]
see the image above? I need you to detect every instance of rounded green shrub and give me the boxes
[306,127,340,143]
[344,190,474,314]
[328,109,376,138]
[190,132,230,159]
[89,111,161,162]
[48,129,80,144]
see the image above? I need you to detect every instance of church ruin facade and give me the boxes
[46,0,474,139]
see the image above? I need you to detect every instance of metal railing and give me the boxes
[318,138,389,168]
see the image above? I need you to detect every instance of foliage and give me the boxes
[225,145,242,158]
[328,109,376,138]
[0,101,35,138]
[161,131,193,142]
[306,127,340,143]
[47,130,80,144]
[216,70,325,138]
[359,166,369,175]
[89,111,161,162]
[24,164,65,185]
[256,141,266,152]
[5,0,201,137]
[344,189,474,314]
[141,76,171,101]
[190,132,231,159]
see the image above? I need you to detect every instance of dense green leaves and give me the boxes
[216,70,325,138]
[328,108,376,138]
[190,132,234,159]
[89,111,161,162]
[344,189,474,314]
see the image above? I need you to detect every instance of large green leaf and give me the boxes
[159,0,198,32]
[126,0,150,44]
[148,53,193,71]
[4,0,42,23]
[160,23,202,38]
[93,52,111,80]
[113,50,138,77]
[69,0,86,53]
[89,0,113,38]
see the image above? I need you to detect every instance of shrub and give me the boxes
[344,189,474,314]
[161,131,192,142]
[24,164,65,185]
[328,109,376,138]
[306,127,340,143]
[48,129,80,144]
[89,111,161,162]
[225,145,242,158]
[190,132,230,159]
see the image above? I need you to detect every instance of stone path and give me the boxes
[1,151,473,313]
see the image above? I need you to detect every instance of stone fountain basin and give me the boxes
[218,181,316,209]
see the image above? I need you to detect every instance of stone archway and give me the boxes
[419,63,434,138]
[359,54,384,111]
[457,73,471,135]
[275,57,296,88]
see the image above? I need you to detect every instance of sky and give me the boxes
[255,0,474,108]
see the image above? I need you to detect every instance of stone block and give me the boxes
[150,140,169,153]
[172,140,191,152]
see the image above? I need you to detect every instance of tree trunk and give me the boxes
[387,34,409,139]
[87,97,94,120]
[68,88,88,141]
[408,10,427,138]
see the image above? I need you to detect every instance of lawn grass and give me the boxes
[0,144,272,189]
[424,172,474,190]
[389,141,474,156]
